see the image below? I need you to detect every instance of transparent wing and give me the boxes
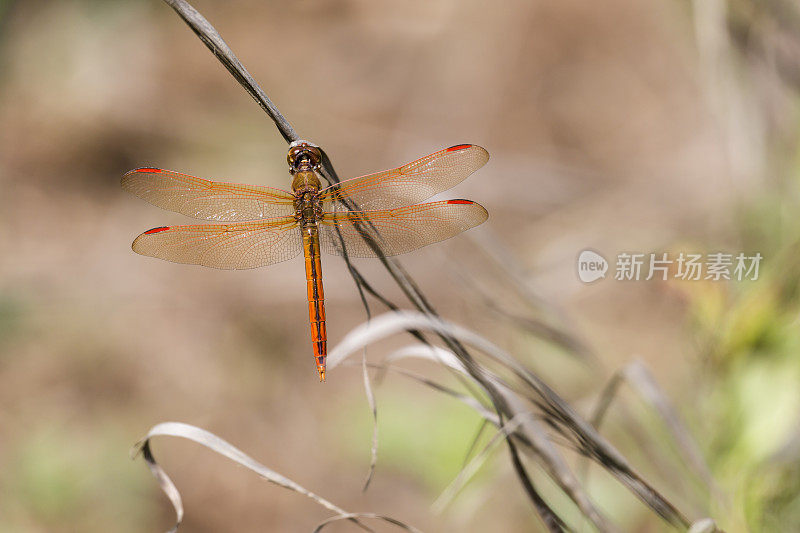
[318,144,489,211]
[319,199,488,257]
[131,218,302,269]
[122,167,296,221]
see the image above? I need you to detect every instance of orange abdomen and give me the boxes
[302,224,327,381]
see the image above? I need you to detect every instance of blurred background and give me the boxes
[1,0,799,531]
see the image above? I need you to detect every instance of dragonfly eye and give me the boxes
[287,141,322,173]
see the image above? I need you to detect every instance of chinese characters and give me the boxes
[612,252,761,281]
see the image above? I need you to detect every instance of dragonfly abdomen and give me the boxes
[301,220,327,381]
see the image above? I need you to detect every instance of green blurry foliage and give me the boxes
[686,182,800,531]
[1,423,155,533]
[334,385,487,492]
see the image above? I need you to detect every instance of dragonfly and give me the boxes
[122,141,489,381]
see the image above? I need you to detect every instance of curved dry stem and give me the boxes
[131,422,389,532]
[330,313,612,531]
[330,311,694,530]
[313,513,423,533]
[361,348,379,492]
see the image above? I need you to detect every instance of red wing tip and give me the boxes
[447,199,475,205]
[143,226,170,234]
[135,167,163,174]
[446,144,473,152]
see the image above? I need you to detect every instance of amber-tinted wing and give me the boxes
[319,200,487,257]
[122,167,296,221]
[318,144,488,211]
[131,218,302,269]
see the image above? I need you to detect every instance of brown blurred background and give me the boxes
[2,0,799,531]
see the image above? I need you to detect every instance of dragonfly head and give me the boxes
[288,140,321,174]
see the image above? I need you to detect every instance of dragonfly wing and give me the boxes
[318,144,488,211]
[122,167,296,221]
[132,218,302,269]
[319,200,488,258]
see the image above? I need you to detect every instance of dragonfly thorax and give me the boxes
[291,169,321,193]
[288,141,322,194]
